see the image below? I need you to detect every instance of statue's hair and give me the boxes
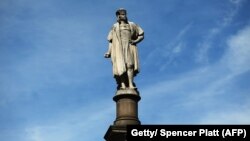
[116,8,127,16]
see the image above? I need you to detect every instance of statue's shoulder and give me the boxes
[128,21,144,35]
[109,23,119,31]
[128,21,141,29]
[128,21,136,26]
[113,23,119,28]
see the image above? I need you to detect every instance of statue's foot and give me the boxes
[120,86,126,89]
[128,85,136,89]
[120,83,126,89]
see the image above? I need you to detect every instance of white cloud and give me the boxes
[223,25,250,74]
[26,127,44,141]
[140,25,250,124]
[157,23,191,71]
[175,23,193,41]
[229,0,244,5]
[144,22,191,64]
[25,101,114,141]
[221,0,242,26]
[196,0,244,64]
[141,66,250,124]
[0,5,109,107]
[200,101,250,124]
[196,42,210,64]
[165,22,192,53]
[172,42,184,54]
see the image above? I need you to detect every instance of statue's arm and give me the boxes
[131,24,144,45]
[132,34,144,45]
[104,43,111,58]
[105,29,113,58]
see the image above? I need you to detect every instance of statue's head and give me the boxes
[116,8,128,23]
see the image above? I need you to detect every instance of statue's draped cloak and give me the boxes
[107,22,144,77]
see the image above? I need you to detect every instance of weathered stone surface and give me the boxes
[115,88,140,96]
[104,125,127,141]
[104,8,144,90]
[113,89,141,126]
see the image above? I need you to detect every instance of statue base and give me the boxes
[113,88,141,125]
[104,125,126,141]
[104,88,141,141]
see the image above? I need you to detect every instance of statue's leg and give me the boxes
[121,82,126,89]
[127,66,135,89]
[120,78,126,89]
[115,76,120,90]
[119,74,126,89]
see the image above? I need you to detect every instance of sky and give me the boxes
[0,0,250,140]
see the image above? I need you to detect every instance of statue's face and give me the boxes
[117,12,127,22]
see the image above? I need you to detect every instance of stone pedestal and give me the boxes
[104,89,141,141]
[104,125,126,141]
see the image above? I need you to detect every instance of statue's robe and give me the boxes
[107,22,144,78]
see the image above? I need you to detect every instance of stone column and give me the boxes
[104,89,141,141]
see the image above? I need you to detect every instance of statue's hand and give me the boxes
[104,52,111,58]
[129,40,136,45]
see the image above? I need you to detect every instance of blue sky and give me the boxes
[1,0,250,140]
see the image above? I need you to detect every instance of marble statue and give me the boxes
[104,8,144,89]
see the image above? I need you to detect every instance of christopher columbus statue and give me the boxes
[104,8,144,90]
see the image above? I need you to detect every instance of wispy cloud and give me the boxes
[229,0,244,6]
[24,101,114,141]
[164,22,192,55]
[200,101,250,124]
[144,22,192,70]
[196,0,244,64]
[140,24,250,124]
[222,25,250,74]
[0,2,109,107]
[0,99,114,141]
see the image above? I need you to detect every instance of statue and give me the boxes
[104,8,144,90]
